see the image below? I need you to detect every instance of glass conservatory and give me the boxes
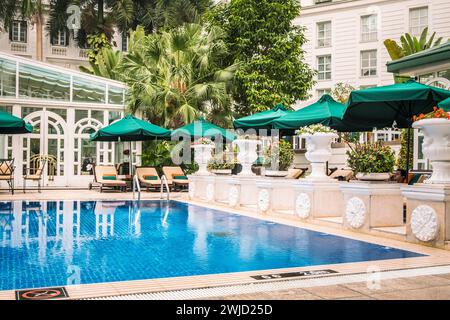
[0,52,140,187]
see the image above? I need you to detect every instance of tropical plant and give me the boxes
[296,124,337,136]
[384,27,448,83]
[396,129,414,173]
[331,82,356,103]
[79,46,123,80]
[264,139,294,171]
[206,0,315,116]
[207,157,234,170]
[347,142,396,174]
[118,23,238,128]
[141,140,173,168]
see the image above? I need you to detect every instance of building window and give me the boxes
[121,33,128,52]
[317,55,331,80]
[12,21,27,43]
[52,30,67,46]
[317,88,331,97]
[361,15,377,42]
[361,50,377,77]
[410,7,428,36]
[317,21,331,47]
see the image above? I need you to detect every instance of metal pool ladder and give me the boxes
[132,175,141,201]
[160,175,170,201]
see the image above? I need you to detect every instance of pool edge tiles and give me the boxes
[0,200,442,296]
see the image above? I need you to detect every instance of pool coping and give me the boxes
[2,196,450,300]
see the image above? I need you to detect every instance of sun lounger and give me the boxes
[329,169,354,181]
[92,165,127,192]
[136,167,161,191]
[162,166,189,191]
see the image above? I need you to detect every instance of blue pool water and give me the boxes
[0,200,423,290]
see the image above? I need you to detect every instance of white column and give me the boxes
[66,108,75,186]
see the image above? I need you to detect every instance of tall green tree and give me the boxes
[117,24,238,128]
[206,0,315,116]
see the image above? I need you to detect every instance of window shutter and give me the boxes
[65,29,70,46]
[50,32,55,45]
[21,21,27,43]
[9,24,12,41]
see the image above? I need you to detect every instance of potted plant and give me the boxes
[264,140,295,177]
[207,158,235,175]
[232,135,261,176]
[412,106,450,184]
[346,142,395,181]
[296,124,338,180]
[191,137,215,175]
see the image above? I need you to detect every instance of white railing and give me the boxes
[160,175,170,201]
[132,174,141,202]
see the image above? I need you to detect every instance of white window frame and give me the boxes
[12,20,27,43]
[360,50,377,77]
[361,14,377,42]
[317,88,331,98]
[317,55,331,81]
[53,30,67,47]
[409,7,428,36]
[317,21,331,48]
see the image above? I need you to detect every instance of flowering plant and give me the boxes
[412,106,450,121]
[295,124,337,135]
[347,142,395,174]
[193,137,214,145]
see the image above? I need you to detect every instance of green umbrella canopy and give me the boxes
[438,97,450,111]
[233,103,291,130]
[273,94,371,133]
[90,115,171,141]
[0,111,32,134]
[171,118,236,141]
[344,79,450,128]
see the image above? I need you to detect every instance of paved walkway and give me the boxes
[207,273,450,300]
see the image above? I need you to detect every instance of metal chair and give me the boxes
[23,158,47,193]
[0,159,15,194]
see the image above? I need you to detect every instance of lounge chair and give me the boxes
[329,169,354,182]
[23,158,46,193]
[162,166,189,191]
[0,159,15,194]
[92,165,127,192]
[286,168,304,179]
[135,167,161,191]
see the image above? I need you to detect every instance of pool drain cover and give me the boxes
[251,269,338,280]
[16,287,69,300]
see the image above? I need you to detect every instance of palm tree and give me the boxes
[384,27,447,83]
[0,0,45,61]
[79,46,122,79]
[118,23,237,128]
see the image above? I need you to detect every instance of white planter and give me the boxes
[301,132,338,180]
[356,172,391,181]
[412,118,450,184]
[232,139,261,176]
[192,144,215,175]
[211,169,232,175]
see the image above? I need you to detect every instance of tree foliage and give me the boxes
[331,82,356,103]
[117,24,238,128]
[206,0,315,116]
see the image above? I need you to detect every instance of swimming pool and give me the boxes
[0,200,423,291]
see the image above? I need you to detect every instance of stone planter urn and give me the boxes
[211,169,232,175]
[192,144,215,175]
[413,118,450,184]
[302,132,338,180]
[232,139,261,176]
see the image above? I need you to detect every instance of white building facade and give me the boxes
[296,0,450,103]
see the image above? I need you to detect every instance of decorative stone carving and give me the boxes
[300,133,338,180]
[228,186,239,207]
[191,144,215,175]
[345,197,366,229]
[189,182,195,199]
[258,189,270,212]
[232,139,261,176]
[410,205,439,242]
[206,183,214,202]
[295,193,311,219]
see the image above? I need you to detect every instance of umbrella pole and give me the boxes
[405,128,412,183]
[129,140,133,177]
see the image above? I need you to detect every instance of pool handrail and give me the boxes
[132,174,141,201]
[160,174,170,201]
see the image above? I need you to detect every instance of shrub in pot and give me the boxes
[207,157,235,175]
[346,141,395,181]
[264,139,294,176]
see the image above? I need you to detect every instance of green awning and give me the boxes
[233,103,291,130]
[438,97,450,110]
[172,118,236,141]
[0,111,33,134]
[90,114,171,141]
[273,95,371,133]
[386,42,450,74]
[344,80,450,128]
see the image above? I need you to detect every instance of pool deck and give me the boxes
[2,189,450,300]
